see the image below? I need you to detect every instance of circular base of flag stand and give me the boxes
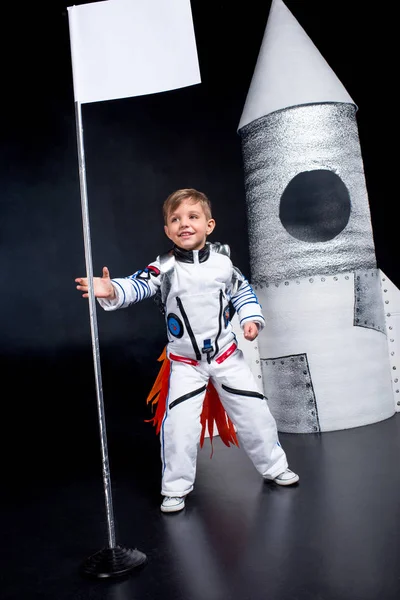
[81,545,147,579]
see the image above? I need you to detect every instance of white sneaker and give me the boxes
[160,496,185,513]
[272,468,299,486]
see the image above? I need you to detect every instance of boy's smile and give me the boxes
[164,199,215,251]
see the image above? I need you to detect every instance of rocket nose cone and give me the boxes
[238,0,355,130]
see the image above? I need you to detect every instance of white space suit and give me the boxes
[98,242,288,496]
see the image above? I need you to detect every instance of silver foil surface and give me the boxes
[354,269,386,333]
[239,103,376,284]
[261,353,320,434]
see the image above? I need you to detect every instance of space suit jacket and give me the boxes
[98,242,265,363]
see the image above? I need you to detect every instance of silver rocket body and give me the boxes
[240,102,375,283]
[239,102,395,432]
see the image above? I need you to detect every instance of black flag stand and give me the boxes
[74,101,147,578]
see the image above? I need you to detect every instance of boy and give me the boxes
[75,188,299,513]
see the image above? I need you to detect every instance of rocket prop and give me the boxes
[233,0,399,433]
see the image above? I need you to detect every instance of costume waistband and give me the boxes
[169,342,237,367]
[215,342,237,364]
[169,353,198,366]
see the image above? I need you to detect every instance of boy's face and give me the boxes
[164,198,215,251]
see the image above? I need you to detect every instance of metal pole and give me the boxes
[74,100,116,549]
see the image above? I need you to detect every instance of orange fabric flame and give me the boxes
[145,347,239,456]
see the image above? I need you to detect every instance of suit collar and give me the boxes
[173,243,211,263]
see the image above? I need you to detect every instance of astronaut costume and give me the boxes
[98,242,288,497]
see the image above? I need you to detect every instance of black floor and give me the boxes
[2,413,400,600]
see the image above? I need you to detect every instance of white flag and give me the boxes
[67,0,201,104]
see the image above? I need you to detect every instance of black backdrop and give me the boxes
[0,1,394,481]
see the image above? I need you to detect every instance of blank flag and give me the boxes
[67,0,201,104]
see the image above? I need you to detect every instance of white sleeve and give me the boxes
[97,259,161,312]
[230,266,265,330]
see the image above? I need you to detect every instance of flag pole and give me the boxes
[74,100,147,578]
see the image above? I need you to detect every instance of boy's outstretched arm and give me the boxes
[75,266,116,299]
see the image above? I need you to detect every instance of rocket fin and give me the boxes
[381,270,400,412]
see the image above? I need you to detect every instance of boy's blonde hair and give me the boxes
[163,188,212,224]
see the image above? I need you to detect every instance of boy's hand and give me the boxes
[243,321,259,341]
[75,266,116,299]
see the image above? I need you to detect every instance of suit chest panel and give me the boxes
[171,256,232,298]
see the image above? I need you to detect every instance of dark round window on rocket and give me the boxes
[279,169,351,242]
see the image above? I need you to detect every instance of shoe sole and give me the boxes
[273,475,299,486]
[160,502,185,513]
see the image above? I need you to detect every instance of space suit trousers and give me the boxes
[160,347,288,496]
